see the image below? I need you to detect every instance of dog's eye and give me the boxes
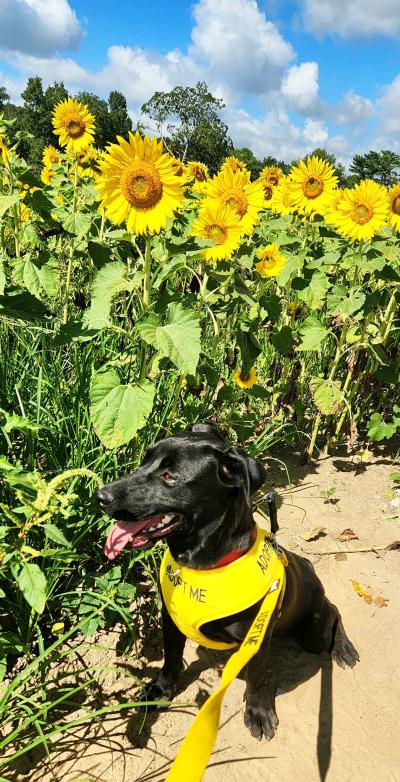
[162,472,176,483]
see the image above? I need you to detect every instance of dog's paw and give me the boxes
[244,687,278,741]
[142,675,177,710]
[332,635,359,669]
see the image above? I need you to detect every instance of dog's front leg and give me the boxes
[146,606,186,704]
[244,612,278,741]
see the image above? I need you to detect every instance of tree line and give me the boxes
[1,78,400,185]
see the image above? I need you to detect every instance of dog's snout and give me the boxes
[96,488,114,507]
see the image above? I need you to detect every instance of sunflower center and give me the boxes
[193,166,207,182]
[392,195,400,216]
[120,162,163,208]
[302,175,323,199]
[223,191,248,217]
[207,223,227,244]
[263,185,273,201]
[352,202,373,225]
[268,173,279,186]
[67,119,85,139]
[239,370,250,381]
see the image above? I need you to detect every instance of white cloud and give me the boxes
[281,61,320,113]
[0,0,82,56]
[300,0,400,39]
[191,0,294,96]
[373,74,400,152]
[224,106,331,161]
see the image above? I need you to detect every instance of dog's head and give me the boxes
[97,423,266,560]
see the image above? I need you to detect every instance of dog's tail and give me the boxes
[317,655,333,782]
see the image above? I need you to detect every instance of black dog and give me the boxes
[97,423,358,740]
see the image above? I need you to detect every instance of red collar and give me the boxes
[207,527,257,569]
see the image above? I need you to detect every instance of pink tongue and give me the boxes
[104,520,149,560]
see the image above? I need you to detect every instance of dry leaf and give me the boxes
[355,449,373,463]
[351,580,389,607]
[335,552,347,561]
[336,528,359,542]
[386,541,400,551]
[351,580,373,604]
[373,596,389,608]
[301,525,327,542]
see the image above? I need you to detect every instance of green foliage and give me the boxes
[90,370,155,448]
[141,81,232,171]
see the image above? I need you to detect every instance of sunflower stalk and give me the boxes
[307,320,349,461]
[63,158,78,324]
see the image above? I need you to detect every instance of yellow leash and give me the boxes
[165,554,286,782]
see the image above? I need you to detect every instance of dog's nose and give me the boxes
[96,488,114,507]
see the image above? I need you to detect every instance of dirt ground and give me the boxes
[12,448,400,782]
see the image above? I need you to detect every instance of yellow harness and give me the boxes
[160,524,287,782]
[160,524,283,651]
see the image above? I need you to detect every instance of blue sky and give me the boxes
[1,0,400,165]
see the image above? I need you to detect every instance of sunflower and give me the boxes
[76,146,102,179]
[0,134,9,164]
[323,189,344,225]
[221,156,249,176]
[186,161,209,193]
[52,98,95,153]
[255,244,286,278]
[19,203,30,223]
[289,156,338,215]
[96,131,185,235]
[233,367,257,389]
[387,182,400,232]
[270,176,295,215]
[170,157,187,177]
[43,145,61,168]
[41,168,56,186]
[260,165,283,188]
[202,168,265,235]
[192,202,244,262]
[328,180,388,242]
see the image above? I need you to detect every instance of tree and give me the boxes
[0,87,9,109]
[349,150,400,186]
[231,147,263,179]
[141,81,232,172]
[108,91,132,139]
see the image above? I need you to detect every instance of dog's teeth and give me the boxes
[156,522,164,529]
[162,514,175,523]
[147,526,156,532]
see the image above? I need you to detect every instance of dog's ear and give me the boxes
[217,448,266,507]
[185,422,226,441]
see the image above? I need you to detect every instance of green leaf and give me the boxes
[83,262,132,330]
[45,523,71,547]
[259,293,281,324]
[17,562,47,614]
[80,616,100,637]
[236,328,261,373]
[270,326,294,356]
[117,583,137,599]
[138,304,201,376]
[297,272,331,309]
[90,369,155,448]
[367,413,399,442]
[0,257,5,296]
[136,313,159,345]
[0,194,19,219]
[309,377,344,415]
[62,211,91,238]
[154,255,187,288]
[0,291,48,321]
[298,315,329,351]
[329,289,366,318]
[0,409,40,434]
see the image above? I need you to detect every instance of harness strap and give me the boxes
[165,558,286,782]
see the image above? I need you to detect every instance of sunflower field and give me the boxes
[0,99,399,772]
